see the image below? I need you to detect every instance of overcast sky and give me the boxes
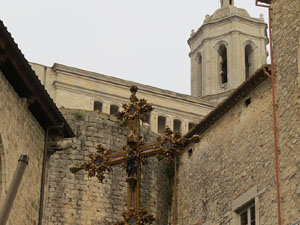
[0,0,269,94]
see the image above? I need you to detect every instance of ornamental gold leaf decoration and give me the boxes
[116,86,153,125]
[114,208,155,225]
[156,127,201,163]
[70,144,113,183]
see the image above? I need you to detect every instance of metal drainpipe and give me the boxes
[0,155,29,225]
[256,1,282,225]
[38,124,64,225]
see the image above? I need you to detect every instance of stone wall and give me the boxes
[271,0,300,224]
[44,109,170,225]
[177,78,278,225]
[0,69,45,225]
[176,1,300,224]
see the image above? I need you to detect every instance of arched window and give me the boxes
[110,105,119,115]
[173,119,182,133]
[197,54,203,97]
[218,45,228,84]
[245,44,254,80]
[94,101,103,112]
[229,0,233,5]
[188,122,196,131]
[158,116,166,134]
[0,135,6,201]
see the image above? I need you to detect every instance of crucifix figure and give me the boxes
[70,86,200,225]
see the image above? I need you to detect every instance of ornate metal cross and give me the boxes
[70,86,200,225]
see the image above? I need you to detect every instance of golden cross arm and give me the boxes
[70,128,200,182]
[69,86,200,225]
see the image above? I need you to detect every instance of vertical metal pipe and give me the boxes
[256,1,282,225]
[37,127,49,225]
[0,155,29,225]
[38,124,64,225]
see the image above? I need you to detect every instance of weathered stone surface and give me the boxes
[177,1,300,224]
[177,78,277,225]
[0,70,45,225]
[44,109,170,225]
[271,0,300,224]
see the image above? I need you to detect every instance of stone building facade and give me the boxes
[179,68,276,225]
[0,21,74,225]
[30,63,215,135]
[44,109,170,225]
[189,0,268,102]
[270,0,300,224]
[177,0,300,225]
[0,0,299,225]
[0,69,45,225]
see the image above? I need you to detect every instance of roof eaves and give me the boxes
[0,20,75,138]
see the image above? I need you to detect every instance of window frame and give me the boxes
[232,186,259,225]
[109,104,119,115]
[93,100,103,112]
[239,202,255,225]
[157,116,166,134]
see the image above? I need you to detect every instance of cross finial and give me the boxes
[130,85,138,93]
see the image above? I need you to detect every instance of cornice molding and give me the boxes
[53,81,206,119]
[52,63,216,108]
[188,15,267,45]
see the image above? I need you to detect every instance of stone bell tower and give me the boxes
[188,0,268,102]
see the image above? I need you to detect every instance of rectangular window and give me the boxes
[158,116,166,134]
[173,119,181,133]
[240,204,255,225]
[94,101,102,112]
[110,105,119,115]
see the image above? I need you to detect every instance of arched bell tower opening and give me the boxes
[218,45,228,84]
[245,44,255,80]
[197,53,203,96]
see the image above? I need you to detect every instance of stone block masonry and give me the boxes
[271,0,300,224]
[0,70,45,225]
[44,109,170,225]
[177,78,278,225]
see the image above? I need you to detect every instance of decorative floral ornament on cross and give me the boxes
[70,144,113,183]
[156,127,201,163]
[114,207,155,225]
[116,86,153,125]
